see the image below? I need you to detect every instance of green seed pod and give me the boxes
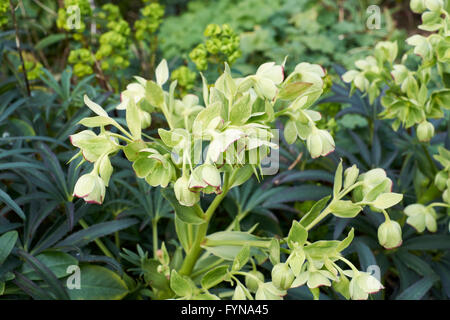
[271,263,295,290]
[245,270,264,293]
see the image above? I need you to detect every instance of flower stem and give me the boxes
[178,174,230,276]
[79,218,114,258]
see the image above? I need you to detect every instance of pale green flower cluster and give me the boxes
[70,59,334,207]
[343,0,450,133]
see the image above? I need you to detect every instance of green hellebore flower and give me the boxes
[255,282,286,300]
[306,128,335,158]
[116,79,153,128]
[69,130,119,163]
[404,203,437,233]
[375,41,398,63]
[73,173,106,204]
[245,270,265,293]
[232,285,247,300]
[406,35,433,60]
[434,171,448,191]
[188,164,222,194]
[411,0,427,13]
[253,62,284,100]
[271,263,295,290]
[291,267,336,289]
[132,150,175,188]
[417,120,435,142]
[377,219,403,249]
[424,0,443,11]
[346,271,383,300]
[353,168,393,202]
[174,175,200,207]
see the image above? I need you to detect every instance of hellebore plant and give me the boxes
[69,59,403,300]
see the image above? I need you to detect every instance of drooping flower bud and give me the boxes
[410,0,427,13]
[189,164,222,194]
[344,165,359,189]
[377,220,402,249]
[424,0,443,12]
[417,121,434,142]
[271,263,295,290]
[306,129,335,158]
[245,270,264,293]
[174,175,200,207]
[73,173,106,204]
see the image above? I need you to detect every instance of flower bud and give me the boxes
[344,165,359,189]
[425,0,443,11]
[410,0,427,13]
[306,129,335,159]
[245,270,264,293]
[73,173,106,204]
[434,171,448,191]
[174,175,200,207]
[417,121,434,142]
[377,220,402,249]
[444,188,450,204]
[189,164,222,194]
[271,263,295,290]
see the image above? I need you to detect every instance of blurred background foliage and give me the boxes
[1,0,449,300]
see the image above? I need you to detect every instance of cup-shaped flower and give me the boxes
[377,220,403,249]
[424,0,444,12]
[253,62,284,100]
[73,173,106,204]
[291,267,336,289]
[117,80,146,111]
[116,79,152,128]
[245,270,265,293]
[417,120,434,142]
[404,203,437,233]
[255,282,286,300]
[70,130,119,162]
[271,263,295,290]
[189,164,222,194]
[132,150,175,188]
[174,175,200,207]
[410,0,426,13]
[353,168,393,202]
[347,271,383,300]
[306,128,335,159]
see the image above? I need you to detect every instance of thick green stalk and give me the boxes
[178,190,228,276]
[179,174,230,276]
